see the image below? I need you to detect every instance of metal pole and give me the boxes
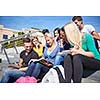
[14,41,18,54]
[2,46,11,64]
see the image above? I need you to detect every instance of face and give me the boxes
[74,19,82,30]
[60,30,66,41]
[24,42,33,53]
[32,38,39,46]
[54,30,60,39]
[45,36,54,47]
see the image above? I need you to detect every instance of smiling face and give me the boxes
[73,19,83,30]
[60,30,66,41]
[45,36,54,47]
[32,38,39,46]
[54,30,60,39]
[24,42,33,53]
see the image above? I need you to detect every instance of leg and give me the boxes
[79,54,100,70]
[54,55,64,66]
[31,63,42,78]
[72,54,83,83]
[0,69,25,83]
[24,62,35,76]
[64,54,73,83]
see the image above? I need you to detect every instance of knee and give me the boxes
[64,55,71,62]
[34,63,42,69]
[3,69,11,77]
[73,54,81,60]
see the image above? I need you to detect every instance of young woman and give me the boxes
[32,36,44,57]
[53,27,60,43]
[63,22,100,83]
[54,27,71,66]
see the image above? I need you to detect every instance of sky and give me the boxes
[0,16,100,33]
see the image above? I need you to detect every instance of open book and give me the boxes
[57,50,71,56]
[29,57,53,68]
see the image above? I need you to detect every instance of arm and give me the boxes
[17,58,23,68]
[71,46,94,58]
[71,34,99,58]
[19,67,28,72]
[91,31,100,41]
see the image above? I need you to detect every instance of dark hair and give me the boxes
[23,37,32,43]
[53,27,60,34]
[42,29,49,35]
[60,27,65,33]
[72,16,83,22]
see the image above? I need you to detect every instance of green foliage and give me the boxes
[3,32,25,48]
[18,32,24,35]
[16,38,24,46]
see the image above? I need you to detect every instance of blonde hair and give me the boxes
[64,22,82,46]
[45,33,54,40]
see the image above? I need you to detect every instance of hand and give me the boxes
[59,39,63,47]
[74,43,80,49]
[70,48,79,55]
[70,43,80,55]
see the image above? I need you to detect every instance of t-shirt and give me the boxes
[82,33,100,60]
[81,24,99,51]
[20,50,39,67]
[81,25,95,34]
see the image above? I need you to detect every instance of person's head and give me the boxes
[59,27,67,42]
[45,33,55,47]
[72,16,83,30]
[53,27,60,41]
[64,22,81,46]
[42,29,49,35]
[31,36,40,47]
[23,38,33,53]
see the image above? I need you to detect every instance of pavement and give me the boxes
[0,46,100,83]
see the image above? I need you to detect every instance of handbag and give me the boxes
[16,76,37,83]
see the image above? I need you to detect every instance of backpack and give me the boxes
[41,65,66,83]
[16,76,37,83]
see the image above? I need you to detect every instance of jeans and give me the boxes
[25,62,49,78]
[0,69,25,83]
[25,62,35,76]
[54,55,64,66]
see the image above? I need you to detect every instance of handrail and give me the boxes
[0,31,42,64]
[0,30,42,44]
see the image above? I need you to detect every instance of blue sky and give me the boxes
[0,16,100,32]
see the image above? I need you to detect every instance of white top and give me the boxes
[81,24,95,34]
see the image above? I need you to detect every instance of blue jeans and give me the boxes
[25,62,35,76]
[54,55,64,66]
[25,62,49,78]
[0,69,25,83]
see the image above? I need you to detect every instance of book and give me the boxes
[29,57,53,68]
[57,50,71,56]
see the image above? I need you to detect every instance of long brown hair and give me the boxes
[31,36,41,48]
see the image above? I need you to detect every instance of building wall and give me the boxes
[0,25,19,41]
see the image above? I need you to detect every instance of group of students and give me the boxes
[1,16,100,83]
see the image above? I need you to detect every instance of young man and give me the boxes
[0,38,39,83]
[72,16,100,51]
